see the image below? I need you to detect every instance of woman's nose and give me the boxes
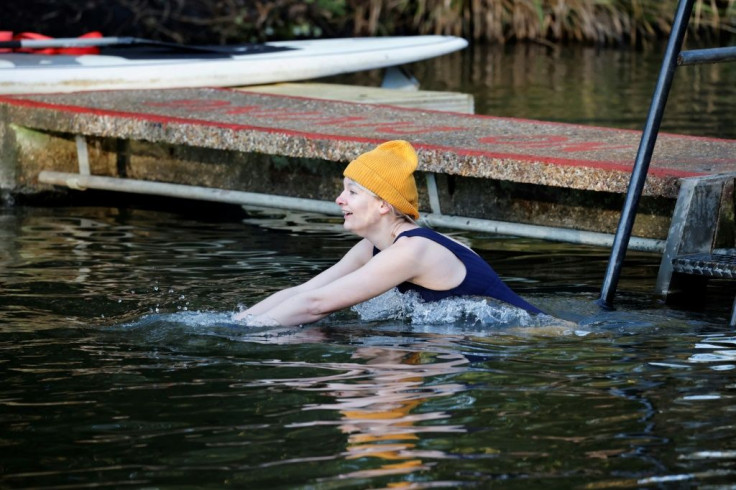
[335,190,346,205]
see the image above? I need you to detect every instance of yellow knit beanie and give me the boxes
[343,140,420,219]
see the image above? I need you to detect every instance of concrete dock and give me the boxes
[1,86,735,248]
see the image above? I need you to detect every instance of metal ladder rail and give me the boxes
[598,0,736,309]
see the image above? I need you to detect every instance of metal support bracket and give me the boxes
[655,174,731,295]
[425,173,442,215]
[75,135,90,176]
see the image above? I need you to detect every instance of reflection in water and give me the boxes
[689,335,736,369]
[242,341,469,483]
[634,334,736,487]
[327,347,467,481]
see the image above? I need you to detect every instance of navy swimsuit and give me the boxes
[373,228,543,314]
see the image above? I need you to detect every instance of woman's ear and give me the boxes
[378,200,393,216]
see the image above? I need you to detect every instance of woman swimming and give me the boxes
[234,140,542,326]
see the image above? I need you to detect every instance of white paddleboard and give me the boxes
[0,35,467,94]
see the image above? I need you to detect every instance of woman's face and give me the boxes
[336,178,383,234]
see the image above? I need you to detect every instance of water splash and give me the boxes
[114,290,576,344]
[351,289,550,327]
[122,310,234,329]
[116,310,320,345]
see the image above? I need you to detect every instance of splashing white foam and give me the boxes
[351,289,538,327]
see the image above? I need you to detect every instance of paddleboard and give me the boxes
[0,35,467,94]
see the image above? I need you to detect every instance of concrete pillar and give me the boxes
[0,107,18,200]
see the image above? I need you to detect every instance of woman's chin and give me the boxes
[342,222,363,236]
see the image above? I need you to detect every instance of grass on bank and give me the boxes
[5,0,735,46]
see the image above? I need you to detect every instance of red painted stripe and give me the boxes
[211,87,736,144]
[0,93,711,179]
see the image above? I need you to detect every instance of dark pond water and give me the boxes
[334,42,736,140]
[2,204,736,489]
[2,43,736,489]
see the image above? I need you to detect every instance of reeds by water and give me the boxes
[350,0,735,45]
[6,0,735,46]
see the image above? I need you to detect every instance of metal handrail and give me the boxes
[598,0,699,308]
[679,46,736,65]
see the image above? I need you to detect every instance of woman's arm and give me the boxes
[233,238,374,321]
[245,239,424,326]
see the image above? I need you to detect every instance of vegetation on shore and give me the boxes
[4,0,735,46]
